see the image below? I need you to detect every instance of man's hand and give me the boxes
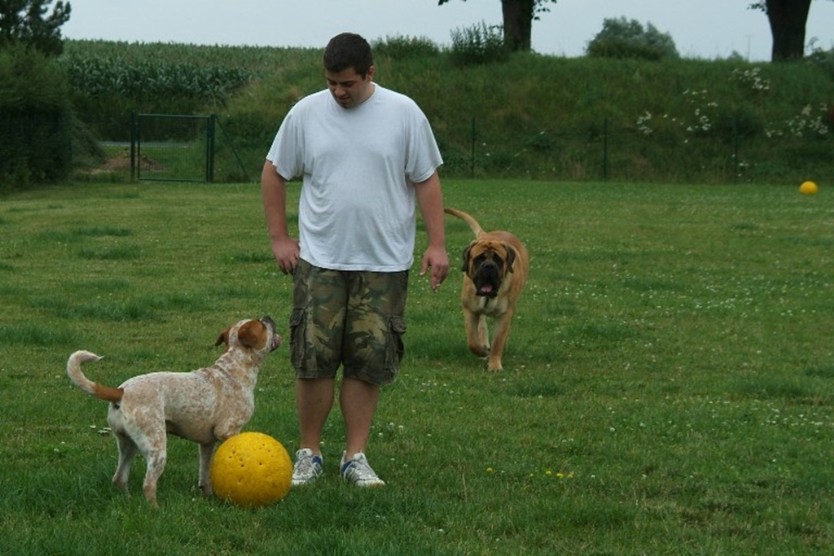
[271,235,300,274]
[420,245,449,292]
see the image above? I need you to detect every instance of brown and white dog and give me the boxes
[66,316,281,507]
[445,208,529,372]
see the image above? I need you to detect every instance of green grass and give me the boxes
[1,180,834,554]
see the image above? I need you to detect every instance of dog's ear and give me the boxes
[461,243,474,271]
[237,320,266,350]
[215,328,230,347]
[505,246,517,273]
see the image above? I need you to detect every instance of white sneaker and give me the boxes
[340,452,385,487]
[292,448,323,486]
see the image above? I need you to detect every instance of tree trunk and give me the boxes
[766,0,811,61]
[501,0,534,51]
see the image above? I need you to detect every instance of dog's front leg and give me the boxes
[464,309,489,357]
[487,310,514,372]
[198,441,216,496]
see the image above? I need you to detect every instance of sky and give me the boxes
[62,0,834,62]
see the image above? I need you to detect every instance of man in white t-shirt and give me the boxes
[261,32,449,487]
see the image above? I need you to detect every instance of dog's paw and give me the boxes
[486,360,503,372]
[468,343,489,358]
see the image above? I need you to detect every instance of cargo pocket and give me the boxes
[289,307,307,371]
[386,316,407,370]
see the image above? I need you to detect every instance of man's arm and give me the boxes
[261,160,299,274]
[414,170,449,291]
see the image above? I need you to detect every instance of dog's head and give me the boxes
[215,316,282,356]
[462,240,517,298]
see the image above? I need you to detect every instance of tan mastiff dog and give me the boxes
[445,208,529,371]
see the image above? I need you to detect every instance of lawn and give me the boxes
[1,179,833,555]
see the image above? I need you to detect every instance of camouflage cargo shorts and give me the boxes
[289,259,409,385]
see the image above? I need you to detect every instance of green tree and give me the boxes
[0,0,71,56]
[0,1,73,187]
[585,17,679,61]
[438,0,557,52]
[0,44,73,187]
[749,0,828,61]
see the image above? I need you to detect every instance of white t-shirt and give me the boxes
[266,84,443,272]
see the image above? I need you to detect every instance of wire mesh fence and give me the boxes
[114,111,831,185]
[436,115,832,184]
[130,113,249,183]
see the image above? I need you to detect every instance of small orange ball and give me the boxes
[799,180,818,195]
[210,432,292,507]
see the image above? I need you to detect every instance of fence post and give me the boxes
[470,116,476,178]
[732,116,739,184]
[602,117,609,182]
[130,111,137,182]
[206,114,216,183]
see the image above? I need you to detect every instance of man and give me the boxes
[261,33,449,487]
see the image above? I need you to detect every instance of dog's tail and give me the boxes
[66,351,124,403]
[444,207,484,237]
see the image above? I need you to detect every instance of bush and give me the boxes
[449,21,509,66]
[586,17,679,61]
[373,35,441,60]
[0,45,73,189]
[807,44,834,81]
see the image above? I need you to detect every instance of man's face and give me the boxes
[326,66,375,109]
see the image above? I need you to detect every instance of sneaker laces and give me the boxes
[341,452,385,487]
[292,448,323,485]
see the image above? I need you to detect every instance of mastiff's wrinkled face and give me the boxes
[462,240,518,298]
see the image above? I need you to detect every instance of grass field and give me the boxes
[1,179,833,554]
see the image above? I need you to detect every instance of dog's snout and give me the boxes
[479,262,501,279]
[261,316,282,351]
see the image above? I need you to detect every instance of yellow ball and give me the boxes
[210,432,292,507]
[799,180,818,195]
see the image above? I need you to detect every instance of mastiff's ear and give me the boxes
[505,246,517,273]
[461,242,475,272]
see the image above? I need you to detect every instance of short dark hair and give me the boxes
[323,33,374,77]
